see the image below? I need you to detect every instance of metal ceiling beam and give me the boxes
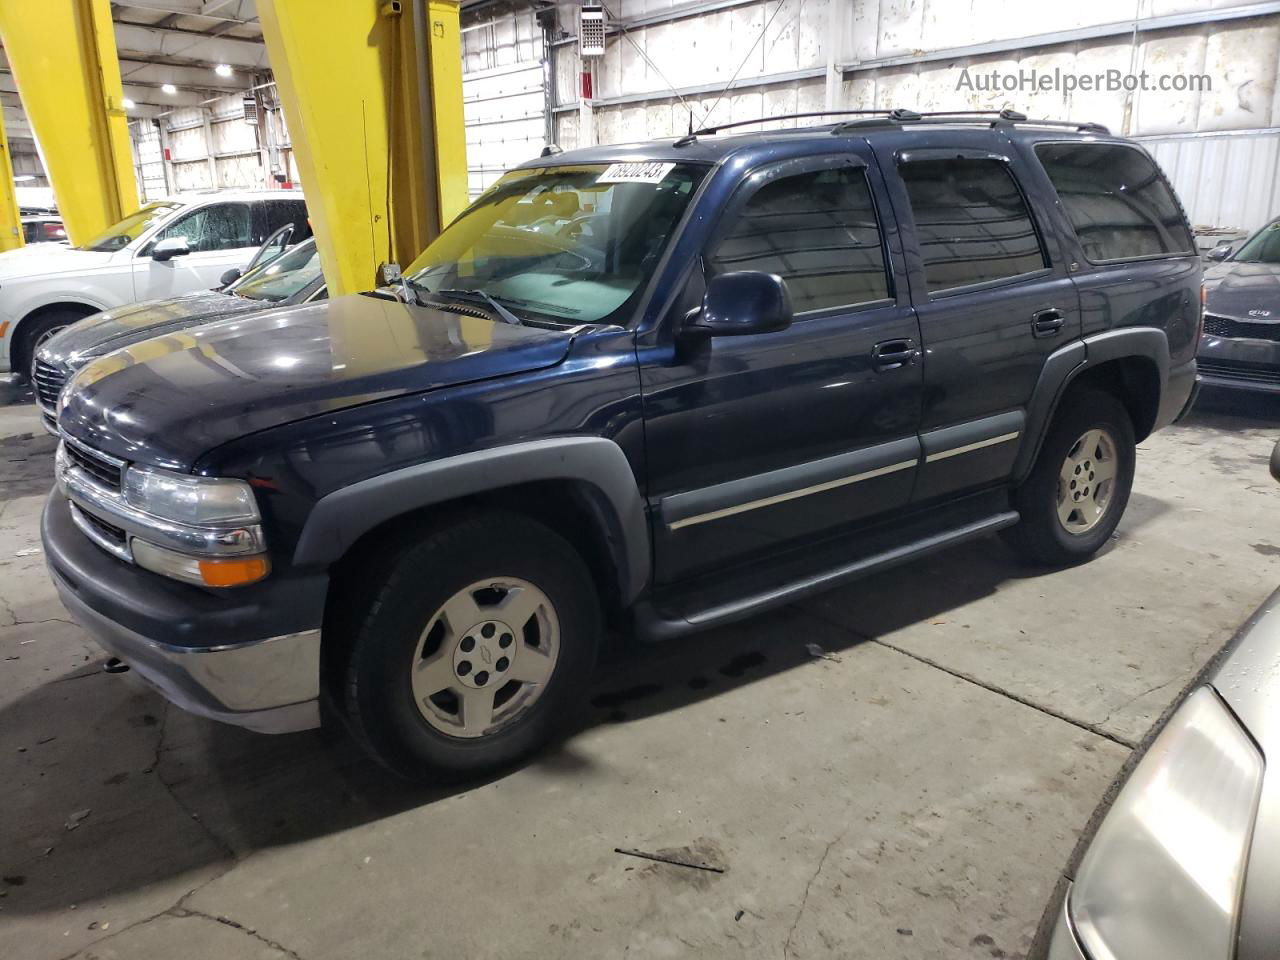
[112,22,268,68]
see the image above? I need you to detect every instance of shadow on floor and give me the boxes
[0,485,1178,919]
[1183,385,1280,430]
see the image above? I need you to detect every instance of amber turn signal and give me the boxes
[198,554,271,587]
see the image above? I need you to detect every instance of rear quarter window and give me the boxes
[1034,142,1194,263]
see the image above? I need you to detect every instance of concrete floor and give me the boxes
[1,382,1277,960]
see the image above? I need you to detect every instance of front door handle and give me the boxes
[1032,308,1065,338]
[872,338,918,372]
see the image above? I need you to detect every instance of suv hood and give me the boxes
[0,242,118,279]
[57,293,579,469]
[1204,261,1280,320]
[42,290,263,368]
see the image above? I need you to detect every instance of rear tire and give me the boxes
[13,309,86,382]
[1002,386,1136,566]
[343,512,600,781]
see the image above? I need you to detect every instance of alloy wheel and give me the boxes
[410,578,560,738]
[1057,427,1118,535]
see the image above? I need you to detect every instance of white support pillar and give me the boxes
[824,0,846,111]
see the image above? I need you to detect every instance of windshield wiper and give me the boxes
[434,287,523,326]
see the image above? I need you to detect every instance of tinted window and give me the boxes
[1035,143,1194,262]
[709,166,889,313]
[155,203,253,253]
[900,158,1046,293]
[264,198,312,241]
[1226,219,1280,264]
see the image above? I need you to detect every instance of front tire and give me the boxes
[1002,386,1136,565]
[13,309,85,382]
[344,512,600,781]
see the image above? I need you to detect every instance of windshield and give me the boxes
[404,161,708,325]
[1233,220,1280,264]
[80,201,181,252]
[229,239,323,302]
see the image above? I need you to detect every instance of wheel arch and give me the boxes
[295,437,651,607]
[1014,327,1169,483]
[11,300,102,366]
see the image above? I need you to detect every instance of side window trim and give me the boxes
[896,154,1052,299]
[1033,139,1195,265]
[702,153,895,320]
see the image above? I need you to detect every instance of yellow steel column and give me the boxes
[259,0,468,296]
[425,0,467,226]
[0,102,24,253]
[0,0,138,247]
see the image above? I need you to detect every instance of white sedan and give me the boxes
[0,189,309,377]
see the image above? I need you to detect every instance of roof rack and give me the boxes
[684,107,1109,139]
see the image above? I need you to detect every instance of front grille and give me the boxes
[1198,360,1280,385]
[1203,313,1280,342]
[75,505,127,548]
[31,358,66,410]
[63,440,124,493]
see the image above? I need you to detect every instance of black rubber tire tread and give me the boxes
[343,511,600,782]
[1002,386,1136,566]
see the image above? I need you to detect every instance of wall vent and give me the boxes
[579,5,606,57]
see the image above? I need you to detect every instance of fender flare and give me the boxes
[292,437,651,604]
[1013,327,1170,482]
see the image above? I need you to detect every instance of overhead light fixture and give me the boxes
[122,97,136,109]
[161,83,177,95]
[215,64,233,77]
[13,175,35,182]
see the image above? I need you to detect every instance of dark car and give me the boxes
[1198,218,1280,391]
[32,235,326,435]
[41,110,1201,780]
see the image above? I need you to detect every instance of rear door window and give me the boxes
[709,166,890,314]
[1034,142,1194,263]
[263,198,312,242]
[898,157,1047,294]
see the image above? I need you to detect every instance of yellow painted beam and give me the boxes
[0,102,24,253]
[0,0,138,247]
[426,0,467,226]
[259,0,468,297]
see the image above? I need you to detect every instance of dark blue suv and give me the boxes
[42,111,1201,779]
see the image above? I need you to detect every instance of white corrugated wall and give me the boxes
[1141,130,1280,233]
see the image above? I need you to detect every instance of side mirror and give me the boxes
[1207,244,1233,262]
[152,237,190,262]
[219,267,242,287]
[683,271,792,340]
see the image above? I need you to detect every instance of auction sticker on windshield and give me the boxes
[598,161,675,183]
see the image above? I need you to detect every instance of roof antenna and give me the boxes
[687,110,693,135]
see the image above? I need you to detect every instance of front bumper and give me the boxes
[1197,334,1280,393]
[43,491,327,733]
[1046,885,1087,960]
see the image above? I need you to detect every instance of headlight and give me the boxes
[124,465,260,525]
[1069,687,1263,960]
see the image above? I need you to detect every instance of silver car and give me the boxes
[1038,449,1280,960]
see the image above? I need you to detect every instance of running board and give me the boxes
[634,511,1020,642]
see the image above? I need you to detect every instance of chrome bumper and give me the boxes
[1045,885,1087,960]
[50,562,322,734]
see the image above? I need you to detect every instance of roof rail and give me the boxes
[690,109,897,136]
[689,107,1110,139]
[830,109,1110,136]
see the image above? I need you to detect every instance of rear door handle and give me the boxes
[1032,308,1065,338]
[872,338,918,372]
